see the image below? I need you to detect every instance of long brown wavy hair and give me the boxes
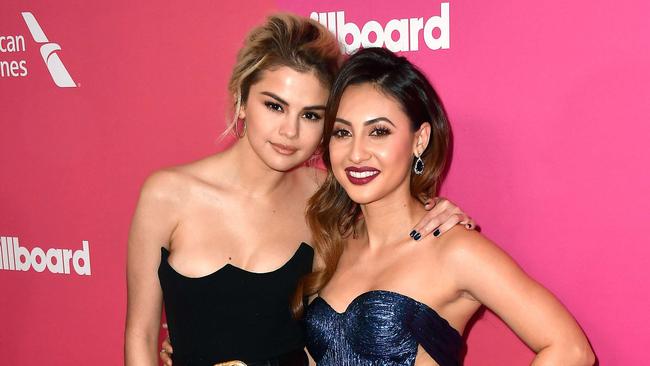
[292,47,452,317]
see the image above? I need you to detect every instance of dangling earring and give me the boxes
[413,153,424,175]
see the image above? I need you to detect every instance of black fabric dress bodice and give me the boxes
[304,290,463,366]
[158,242,313,366]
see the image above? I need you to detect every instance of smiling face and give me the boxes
[239,66,329,172]
[329,83,431,205]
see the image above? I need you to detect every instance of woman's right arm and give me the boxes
[125,171,181,365]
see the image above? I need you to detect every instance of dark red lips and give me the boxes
[344,166,380,185]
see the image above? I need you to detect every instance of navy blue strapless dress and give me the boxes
[304,290,463,366]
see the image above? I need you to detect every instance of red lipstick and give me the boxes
[345,166,380,185]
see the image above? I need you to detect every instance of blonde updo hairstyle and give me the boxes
[223,13,342,138]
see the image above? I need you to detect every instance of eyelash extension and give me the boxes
[303,111,323,121]
[332,128,350,138]
[264,101,283,112]
[371,126,391,136]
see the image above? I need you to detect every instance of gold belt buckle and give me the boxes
[213,361,247,366]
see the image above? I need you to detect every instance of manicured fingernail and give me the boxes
[433,229,440,237]
[409,230,417,237]
[413,232,422,241]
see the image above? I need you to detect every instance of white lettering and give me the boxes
[409,18,424,51]
[72,241,91,275]
[31,247,47,272]
[62,249,72,274]
[0,236,92,275]
[14,238,31,271]
[310,3,450,54]
[0,237,8,269]
[423,2,450,50]
[385,19,409,52]
[336,11,360,54]
[7,237,16,270]
[46,248,64,273]
[361,20,384,48]
[0,35,26,53]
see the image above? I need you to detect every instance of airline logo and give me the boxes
[311,2,450,54]
[21,12,76,88]
[0,236,91,275]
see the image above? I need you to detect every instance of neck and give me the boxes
[359,181,425,249]
[221,137,293,198]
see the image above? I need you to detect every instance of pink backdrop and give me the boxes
[1,1,648,364]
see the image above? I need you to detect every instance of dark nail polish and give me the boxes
[409,230,417,237]
[433,229,440,237]
[413,232,422,241]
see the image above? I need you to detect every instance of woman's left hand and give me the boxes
[409,197,476,240]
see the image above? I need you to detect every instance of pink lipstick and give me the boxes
[270,142,298,155]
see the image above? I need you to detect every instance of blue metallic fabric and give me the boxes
[304,290,462,366]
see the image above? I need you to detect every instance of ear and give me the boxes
[412,122,432,157]
[237,104,246,120]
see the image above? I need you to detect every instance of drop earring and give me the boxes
[413,153,424,175]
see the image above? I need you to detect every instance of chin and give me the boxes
[342,188,383,205]
[263,154,308,172]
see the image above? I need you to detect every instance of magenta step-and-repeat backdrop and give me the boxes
[1,1,648,364]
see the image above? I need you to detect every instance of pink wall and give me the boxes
[1,0,648,364]
[278,1,650,364]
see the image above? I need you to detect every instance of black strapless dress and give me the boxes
[304,290,463,366]
[158,242,313,366]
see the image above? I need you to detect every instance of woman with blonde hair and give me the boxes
[126,14,474,366]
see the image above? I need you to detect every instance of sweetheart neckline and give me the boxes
[313,289,461,338]
[161,242,312,279]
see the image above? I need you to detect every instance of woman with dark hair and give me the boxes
[299,48,594,365]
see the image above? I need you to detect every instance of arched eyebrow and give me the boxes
[334,117,395,127]
[260,91,325,110]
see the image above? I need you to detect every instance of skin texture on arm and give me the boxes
[125,170,182,366]
[442,227,595,365]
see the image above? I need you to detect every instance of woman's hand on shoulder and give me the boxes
[440,228,595,365]
[410,197,476,241]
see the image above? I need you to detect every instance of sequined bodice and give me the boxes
[304,290,462,366]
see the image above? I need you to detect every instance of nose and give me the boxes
[278,114,299,139]
[349,136,371,164]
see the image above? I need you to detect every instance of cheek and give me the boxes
[303,124,324,148]
[375,138,413,173]
[243,107,270,137]
[328,141,346,166]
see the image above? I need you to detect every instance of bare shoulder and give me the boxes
[139,156,219,206]
[434,226,513,269]
[140,167,190,204]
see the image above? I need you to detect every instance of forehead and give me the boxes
[251,66,329,103]
[337,83,408,125]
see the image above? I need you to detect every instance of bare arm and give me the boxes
[125,171,181,366]
[446,229,595,365]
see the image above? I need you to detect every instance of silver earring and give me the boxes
[236,119,246,138]
[413,154,424,175]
